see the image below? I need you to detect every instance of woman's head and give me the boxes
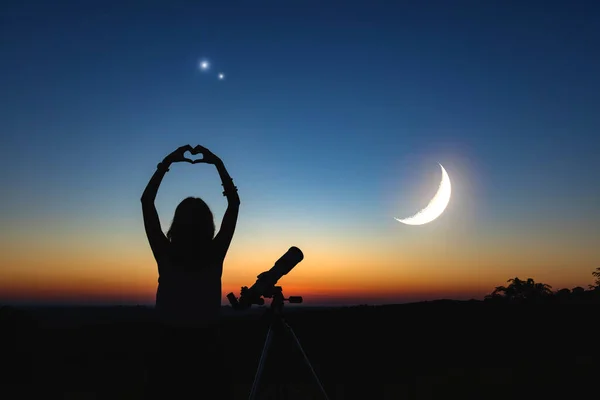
[167,197,215,248]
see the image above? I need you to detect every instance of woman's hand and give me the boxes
[192,145,222,165]
[163,145,194,164]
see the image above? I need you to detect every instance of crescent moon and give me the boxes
[395,163,452,225]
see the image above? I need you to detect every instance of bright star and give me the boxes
[199,59,209,71]
[218,73,225,80]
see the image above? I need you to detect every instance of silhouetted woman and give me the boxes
[141,144,239,398]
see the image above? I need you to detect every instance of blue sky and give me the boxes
[1,0,599,305]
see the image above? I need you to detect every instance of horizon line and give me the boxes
[1,298,479,309]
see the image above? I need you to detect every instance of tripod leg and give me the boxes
[281,319,331,400]
[249,321,275,400]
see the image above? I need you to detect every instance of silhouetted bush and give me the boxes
[485,268,600,304]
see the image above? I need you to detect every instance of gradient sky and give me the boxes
[1,0,599,306]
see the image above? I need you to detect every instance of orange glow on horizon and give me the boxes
[1,217,597,306]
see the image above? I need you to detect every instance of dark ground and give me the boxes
[1,300,598,399]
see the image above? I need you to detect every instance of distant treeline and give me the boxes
[484,267,600,304]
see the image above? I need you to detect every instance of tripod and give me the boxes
[248,287,330,400]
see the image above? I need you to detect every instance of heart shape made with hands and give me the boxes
[184,148,207,164]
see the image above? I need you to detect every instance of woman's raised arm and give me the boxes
[141,145,194,261]
[193,145,240,261]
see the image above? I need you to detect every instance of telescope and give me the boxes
[227,246,330,400]
[227,246,304,310]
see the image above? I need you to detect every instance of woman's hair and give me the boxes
[166,197,215,251]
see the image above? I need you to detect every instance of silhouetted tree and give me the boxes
[572,286,585,296]
[555,288,571,301]
[486,277,552,303]
[488,268,600,305]
[590,267,600,290]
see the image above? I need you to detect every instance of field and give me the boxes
[2,301,598,399]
